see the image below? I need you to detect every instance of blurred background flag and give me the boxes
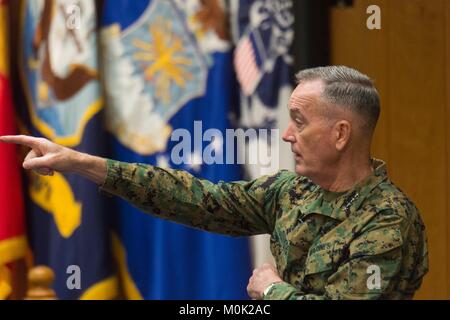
[231,0,294,177]
[230,0,295,266]
[18,0,117,299]
[0,0,26,300]
[101,0,252,299]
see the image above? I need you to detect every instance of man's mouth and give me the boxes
[291,149,300,156]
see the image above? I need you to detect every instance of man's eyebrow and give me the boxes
[289,108,299,116]
[289,108,307,120]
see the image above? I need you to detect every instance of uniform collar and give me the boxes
[299,159,388,222]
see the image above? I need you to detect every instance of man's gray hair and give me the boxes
[296,65,380,132]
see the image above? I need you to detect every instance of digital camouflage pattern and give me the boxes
[100,158,428,300]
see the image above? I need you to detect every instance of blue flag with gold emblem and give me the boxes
[100,0,252,299]
[19,0,117,299]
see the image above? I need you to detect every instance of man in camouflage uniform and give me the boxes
[1,66,428,299]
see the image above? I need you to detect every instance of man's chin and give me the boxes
[294,163,307,176]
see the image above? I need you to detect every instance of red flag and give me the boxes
[0,0,26,299]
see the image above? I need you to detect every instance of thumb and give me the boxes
[23,154,53,171]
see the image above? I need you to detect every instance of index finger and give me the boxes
[0,135,42,149]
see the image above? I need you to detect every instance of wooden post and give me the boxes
[25,266,57,300]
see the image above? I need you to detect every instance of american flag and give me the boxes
[233,35,262,96]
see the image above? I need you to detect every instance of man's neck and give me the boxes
[315,157,373,192]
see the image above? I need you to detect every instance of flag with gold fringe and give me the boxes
[18,0,117,299]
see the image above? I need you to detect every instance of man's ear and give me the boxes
[334,120,351,151]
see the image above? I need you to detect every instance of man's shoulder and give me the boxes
[248,170,318,204]
[252,170,305,189]
[365,178,421,222]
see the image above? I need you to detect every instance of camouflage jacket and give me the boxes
[100,158,428,300]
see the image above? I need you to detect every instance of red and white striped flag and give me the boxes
[233,36,262,96]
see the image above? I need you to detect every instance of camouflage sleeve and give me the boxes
[265,212,409,300]
[100,159,295,237]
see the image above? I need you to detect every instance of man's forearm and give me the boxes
[71,151,107,185]
[99,159,279,236]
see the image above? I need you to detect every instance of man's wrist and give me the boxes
[74,152,108,185]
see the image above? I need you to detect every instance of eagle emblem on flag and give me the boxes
[21,0,102,147]
[101,0,208,155]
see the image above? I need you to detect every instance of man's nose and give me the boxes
[281,123,295,142]
[282,124,295,143]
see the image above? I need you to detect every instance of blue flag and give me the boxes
[19,0,117,299]
[101,0,252,299]
[231,0,294,178]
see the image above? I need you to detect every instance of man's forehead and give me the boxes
[288,80,325,112]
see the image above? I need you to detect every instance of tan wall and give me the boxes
[330,0,450,299]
